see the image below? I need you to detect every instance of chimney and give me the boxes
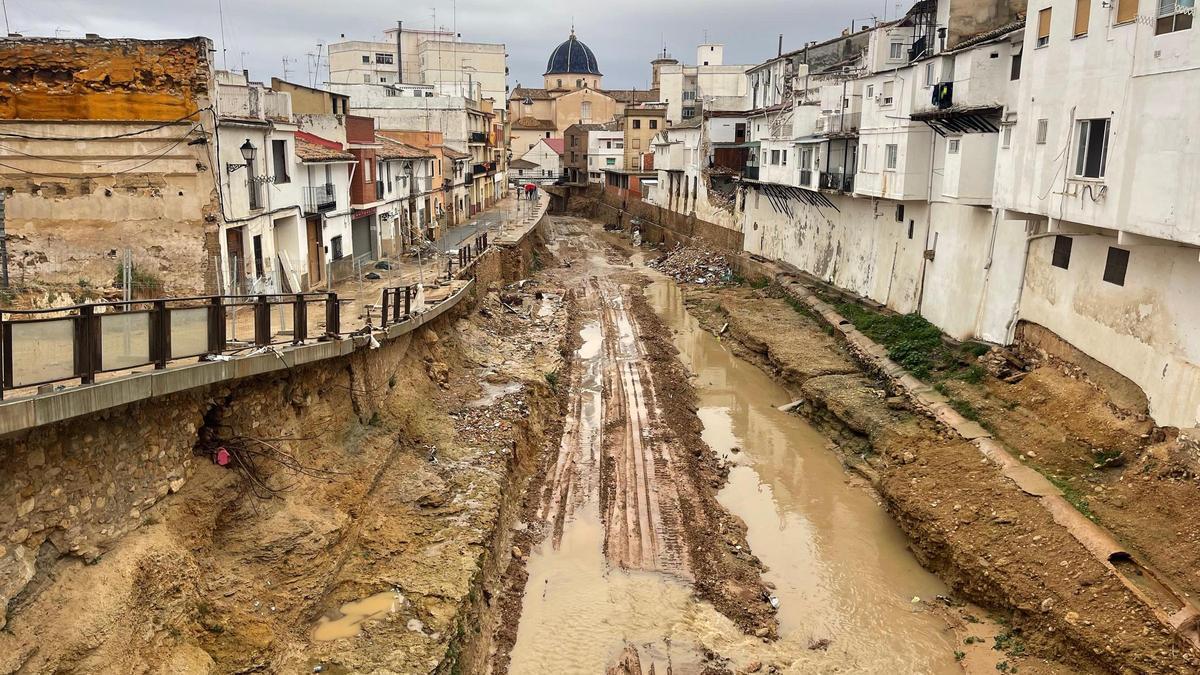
[778,34,783,57]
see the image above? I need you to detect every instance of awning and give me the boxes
[911,105,1003,136]
[741,179,839,213]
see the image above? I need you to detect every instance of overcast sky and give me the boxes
[4,0,896,91]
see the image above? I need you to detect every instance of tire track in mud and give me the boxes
[531,236,689,578]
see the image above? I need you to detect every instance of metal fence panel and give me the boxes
[170,307,210,359]
[100,312,151,371]
[10,319,75,387]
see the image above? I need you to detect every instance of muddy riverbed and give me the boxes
[501,218,986,674]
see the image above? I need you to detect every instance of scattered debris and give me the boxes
[648,243,733,285]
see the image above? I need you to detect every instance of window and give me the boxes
[1074,0,1092,36]
[908,220,915,239]
[885,144,898,169]
[361,55,370,64]
[1074,118,1110,178]
[379,76,388,83]
[571,135,578,147]
[925,63,935,86]
[581,101,592,121]
[1002,125,1013,148]
[1036,118,1049,144]
[363,74,372,83]
[1010,52,1023,80]
[1048,235,1074,269]
[650,120,658,129]
[557,79,563,87]
[632,138,641,149]
[682,107,696,119]
[606,157,616,166]
[331,235,344,259]
[1104,246,1130,285]
[781,150,787,166]
[866,84,874,98]
[881,80,894,106]
[861,144,869,170]
[948,139,960,154]
[1116,0,1139,24]
[1037,7,1052,47]
[770,149,781,165]
[576,79,583,87]
[271,139,290,183]
[896,204,905,222]
[1157,0,1194,34]
[633,119,642,129]
[375,53,393,64]
[889,42,904,59]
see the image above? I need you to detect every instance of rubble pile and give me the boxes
[648,244,733,285]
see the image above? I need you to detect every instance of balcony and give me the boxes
[819,172,854,193]
[473,161,496,175]
[303,183,337,213]
[469,131,487,145]
[815,111,861,137]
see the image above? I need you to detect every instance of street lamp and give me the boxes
[228,139,257,173]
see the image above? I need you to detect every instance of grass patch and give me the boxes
[1045,473,1098,522]
[544,371,559,391]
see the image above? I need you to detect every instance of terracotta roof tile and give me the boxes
[295,138,354,162]
[375,135,433,159]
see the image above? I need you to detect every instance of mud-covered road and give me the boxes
[501,217,993,674]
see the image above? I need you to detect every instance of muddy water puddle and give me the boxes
[510,221,963,673]
[311,589,404,641]
[647,277,961,672]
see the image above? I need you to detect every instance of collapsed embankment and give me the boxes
[681,281,1199,674]
[0,221,569,674]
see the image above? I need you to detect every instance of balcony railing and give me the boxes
[815,112,861,136]
[303,183,337,213]
[819,171,855,193]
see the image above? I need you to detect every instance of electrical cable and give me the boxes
[0,131,198,179]
[0,124,204,166]
[0,108,209,141]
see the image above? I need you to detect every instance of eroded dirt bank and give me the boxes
[676,274,1200,674]
[0,234,571,674]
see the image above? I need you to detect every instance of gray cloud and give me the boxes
[5,0,895,92]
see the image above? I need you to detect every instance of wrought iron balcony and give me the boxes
[303,184,337,213]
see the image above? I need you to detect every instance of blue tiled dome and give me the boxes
[544,33,601,76]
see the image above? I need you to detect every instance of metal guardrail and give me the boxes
[0,293,344,397]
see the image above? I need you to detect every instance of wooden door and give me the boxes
[306,216,323,285]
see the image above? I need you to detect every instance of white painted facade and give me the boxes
[520,140,563,178]
[587,130,624,183]
[328,27,507,104]
[658,43,752,124]
[213,71,308,293]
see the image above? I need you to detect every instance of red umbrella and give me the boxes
[524,183,535,191]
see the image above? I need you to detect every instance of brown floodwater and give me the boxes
[507,222,962,674]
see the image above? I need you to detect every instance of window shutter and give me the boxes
[1038,8,1053,39]
[1157,0,1174,17]
[1075,0,1092,35]
[1116,0,1139,23]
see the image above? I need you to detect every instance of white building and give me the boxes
[658,44,752,124]
[294,130,356,289]
[992,0,1200,427]
[213,71,308,293]
[328,26,507,104]
[587,127,625,183]
[519,138,564,180]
